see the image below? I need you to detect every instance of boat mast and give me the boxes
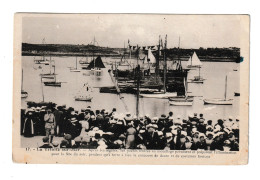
[178,36,182,68]
[136,45,140,119]
[76,56,78,69]
[199,66,201,78]
[156,36,161,84]
[49,56,52,74]
[191,50,193,66]
[163,35,167,93]
[21,68,23,91]
[40,77,45,102]
[224,75,227,100]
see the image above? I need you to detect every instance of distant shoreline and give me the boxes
[22,52,238,62]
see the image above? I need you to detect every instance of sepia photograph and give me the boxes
[12,13,249,164]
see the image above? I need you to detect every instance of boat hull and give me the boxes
[70,69,81,72]
[21,92,28,98]
[169,100,193,106]
[203,99,233,105]
[140,92,177,99]
[74,97,92,101]
[44,82,61,87]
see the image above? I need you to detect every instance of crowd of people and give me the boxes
[21,103,239,151]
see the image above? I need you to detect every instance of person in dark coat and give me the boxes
[156,131,166,149]
[20,109,26,135]
[53,106,64,136]
[197,134,207,150]
[145,126,159,149]
[23,109,35,137]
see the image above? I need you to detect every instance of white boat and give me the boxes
[186,51,202,68]
[169,77,194,106]
[74,83,93,101]
[203,98,233,105]
[140,92,177,99]
[74,96,92,101]
[70,69,81,72]
[169,98,193,106]
[70,56,81,72]
[40,56,57,78]
[203,75,233,105]
[189,67,205,83]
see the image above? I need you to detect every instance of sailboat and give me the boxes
[43,65,62,87]
[186,51,202,68]
[74,83,93,101]
[21,69,28,98]
[189,67,205,83]
[70,56,81,72]
[169,77,193,106]
[79,55,90,65]
[86,56,106,72]
[34,39,49,65]
[140,35,177,99]
[40,56,56,79]
[203,75,233,105]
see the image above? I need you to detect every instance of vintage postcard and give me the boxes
[13,14,249,164]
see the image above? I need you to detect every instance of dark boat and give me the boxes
[234,92,240,96]
[85,56,106,70]
[44,81,61,87]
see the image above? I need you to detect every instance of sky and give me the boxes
[22,14,241,48]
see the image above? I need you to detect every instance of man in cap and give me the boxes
[44,109,56,143]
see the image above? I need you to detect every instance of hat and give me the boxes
[206,131,214,136]
[161,114,166,118]
[152,124,158,129]
[70,117,77,123]
[194,113,197,117]
[114,140,123,145]
[152,117,158,121]
[171,129,178,135]
[181,131,187,136]
[93,127,99,131]
[145,114,150,118]
[119,134,126,139]
[199,133,206,138]
[110,119,117,124]
[228,116,233,120]
[126,112,131,116]
[157,131,163,136]
[165,132,173,138]
[139,129,146,134]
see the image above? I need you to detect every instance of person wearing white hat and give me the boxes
[156,131,166,150]
[125,122,137,149]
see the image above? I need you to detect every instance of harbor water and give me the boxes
[22,56,240,123]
